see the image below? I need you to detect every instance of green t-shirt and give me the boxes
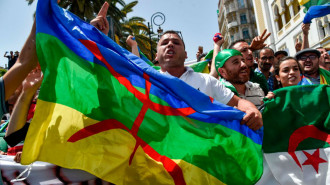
[250,71,269,94]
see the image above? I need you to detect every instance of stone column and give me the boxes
[323,17,330,36]
[280,9,286,26]
[274,16,279,32]
[286,0,294,18]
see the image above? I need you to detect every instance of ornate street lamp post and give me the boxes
[148,12,165,60]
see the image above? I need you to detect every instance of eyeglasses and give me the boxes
[299,55,318,61]
[261,56,274,61]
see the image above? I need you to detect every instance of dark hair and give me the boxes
[197,53,207,61]
[274,56,303,76]
[152,59,159,65]
[259,47,275,55]
[160,30,185,49]
[229,39,246,49]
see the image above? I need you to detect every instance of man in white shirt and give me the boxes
[155,30,263,130]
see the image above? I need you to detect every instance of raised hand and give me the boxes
[213,33,224,46]
[22,65,43,95]
[295,38,302,52]
[250,29,271,51]
[302,23,310,35]
[90,2,110,35]
[126,35,138,48]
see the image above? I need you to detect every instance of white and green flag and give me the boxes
[262,85,330,184]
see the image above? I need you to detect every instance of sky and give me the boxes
[0,0,219,68]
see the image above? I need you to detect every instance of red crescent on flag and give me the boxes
[288,125,330,169]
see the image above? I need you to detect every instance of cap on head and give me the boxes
[274,50,288,57]
[215,49,242,70]
[295,48,321,59]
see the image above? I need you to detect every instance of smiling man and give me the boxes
[229,40,269,95]
[317,47,330,71]
[215,49,264,108]
[256,48,275,91]
[155,30,263,130]
[295,48,330,85]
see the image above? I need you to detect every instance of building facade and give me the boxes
[252,0,330,55]
[218,0,258,49]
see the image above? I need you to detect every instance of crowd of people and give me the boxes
[0,1,329,183]
[3,51,19,70]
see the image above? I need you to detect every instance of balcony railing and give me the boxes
[228,21,238,29]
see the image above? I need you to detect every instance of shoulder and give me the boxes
[246,81,261,88]
[246,81,264,92]
[186,68,217,81]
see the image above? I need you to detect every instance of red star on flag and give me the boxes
[302,148,327,173]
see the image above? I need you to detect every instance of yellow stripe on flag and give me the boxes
[320,75,327,85]
[21,100,225,184]
[298,0,310,5]
[177,160,225,185]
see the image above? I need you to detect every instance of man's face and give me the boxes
[221,55,249,85]
[298,52,319,75]
[156,33,187,69]
[317,48,330,63]
[231,42,254,68]
[258,49,275,72]
[275,53,286,62]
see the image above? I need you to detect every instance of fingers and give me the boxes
[241,110,263,131]
[102,16,109,30]
[100,16,106,30]
[98,2,109,17]
[14,152,22,163]
[260,29,267,38]
[126,35,138,47]
[263,32,271,41]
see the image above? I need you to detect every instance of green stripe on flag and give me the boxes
[262,85,330,153]
[303,0,329,12]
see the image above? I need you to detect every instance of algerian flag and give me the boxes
[262,85,330,185]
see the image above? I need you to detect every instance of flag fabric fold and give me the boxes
[300,0,330,23]
[20,0,263,184]
[262,85,330,185]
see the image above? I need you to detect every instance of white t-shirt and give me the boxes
[239,81,265,107]
[160,67,234,105]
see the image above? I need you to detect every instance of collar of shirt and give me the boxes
[160,67,193,80]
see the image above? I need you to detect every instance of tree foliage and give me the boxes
[26,0,157,60]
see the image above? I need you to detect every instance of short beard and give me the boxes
[231,79,247,85]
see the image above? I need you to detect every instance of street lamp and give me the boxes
[148,12,166,60]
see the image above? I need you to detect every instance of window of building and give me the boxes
[242,28,249,39]
[273,5,283,31]
[238,0,245,8]
[281,0,291,23]
[318,20,325,38]
[293,0,301,15]
[240,14,247,24]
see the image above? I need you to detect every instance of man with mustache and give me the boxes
[229,40,269,95]
[155,30,263,130]
[215,49,264,108]
[255,48,275,91]
[210,30,270,95]
[317,47,330,71]
[295,48,330,85]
